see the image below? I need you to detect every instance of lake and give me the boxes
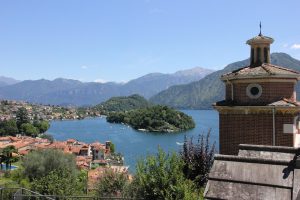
[46,110,219,172]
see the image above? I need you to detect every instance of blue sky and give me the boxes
[1,0,300,82]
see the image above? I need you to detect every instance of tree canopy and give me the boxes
[107,105,195,132]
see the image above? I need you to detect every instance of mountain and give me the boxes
[121,67,214,98]
[0,76,20,87]
[150,53,300,109]
[0,67,213,106]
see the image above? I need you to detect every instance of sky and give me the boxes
[0,0,300,83]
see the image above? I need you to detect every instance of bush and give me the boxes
[181,130,215,187]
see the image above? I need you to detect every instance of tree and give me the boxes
[16,107,30,129]
[180,130,215,187]
[20,123,39,137]
[1,145,18,169]
[31,168,86,196]
[130,148,199,200]
[22,149,77,181]
[96,169,128,197]
[0,119,19,136]
[35,120,50,133]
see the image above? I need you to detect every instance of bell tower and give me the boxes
[214,29,300,155]
[247,23,274,66]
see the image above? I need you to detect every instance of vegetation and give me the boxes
[0,107,50,137]
[31,168,86,196]
[96,169,128,197]
[107,105,195,132]
[130,148,201,200]
[181,131,215,187]
[22,149,77,181]
[93,94,151,114]
[0,145,18,169]
[0,131,215,199]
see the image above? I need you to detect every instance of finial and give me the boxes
[259,21,262,36]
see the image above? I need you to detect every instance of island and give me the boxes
[106,105,195,132]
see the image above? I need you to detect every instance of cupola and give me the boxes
[246,23,274,67]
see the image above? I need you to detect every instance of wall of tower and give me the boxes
[225,81,295,104]
[219,113,294,155]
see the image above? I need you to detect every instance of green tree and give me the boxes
[34,120,50,133]
[20,123,39,137]
[96,169,128,197]
[31,168,86,196]
[0,119,19,136]
[22,149,77,181]
[131,148,199,200]
[16,107,30,129]
[110,142,115,154]
[1,145,18,169]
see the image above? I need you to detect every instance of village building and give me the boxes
[214,30,300,155]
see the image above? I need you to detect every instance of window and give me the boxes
[246,83,262,99]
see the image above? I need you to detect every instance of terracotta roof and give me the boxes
[221,63,300,81]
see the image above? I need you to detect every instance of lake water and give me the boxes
[46,110,219,172]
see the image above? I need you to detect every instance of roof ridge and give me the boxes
[261,63,273,75]
[266,63,300,74]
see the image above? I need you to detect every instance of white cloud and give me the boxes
[94,79,107,83]
[291,44,300,49]
[81,65,88,69]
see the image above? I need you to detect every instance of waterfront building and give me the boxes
[214,30,300,155]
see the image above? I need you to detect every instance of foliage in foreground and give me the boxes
[130,148,201,200]
[107,105,195,132]
[96,169,129,197]
[22,149,77,181]
[181,131,216,187]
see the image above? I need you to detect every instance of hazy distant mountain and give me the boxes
[150,53,300,109]
[0,67,213,106]
[121,67,214,98]
[0,76,20,87]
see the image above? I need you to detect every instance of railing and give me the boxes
[0,187,141,200]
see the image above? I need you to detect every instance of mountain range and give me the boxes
[150,53,300,109]
[0,67,213,106]
[0,76,20,87]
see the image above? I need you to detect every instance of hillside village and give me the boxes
[0,135,127,189]
[0,100,101,121]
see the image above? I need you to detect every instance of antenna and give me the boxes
[259,21,262,36]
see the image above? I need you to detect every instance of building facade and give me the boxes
[214,33,300,155]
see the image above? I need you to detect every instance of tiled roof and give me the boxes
[246,35,274,45]
[221,63,300,81]
[214,98,300,107]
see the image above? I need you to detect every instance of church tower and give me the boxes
[214,29,300,155]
